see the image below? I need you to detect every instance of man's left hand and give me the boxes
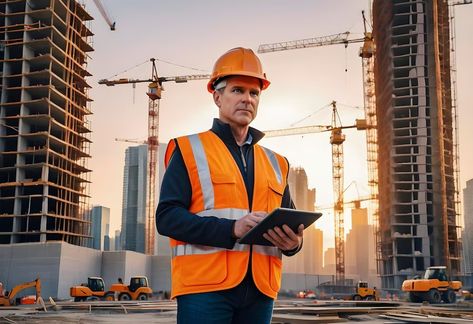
[263,224,303,251]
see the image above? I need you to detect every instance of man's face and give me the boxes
[213,76,262,128]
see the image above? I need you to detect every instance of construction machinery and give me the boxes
[264,101,368,284]
[109,276,153,301]
[258,12,378,284]
[70,277,114,301]
[70,276,153,302]
[0,278,41,306]
[99,59,209,255]
[351,281,379,301]
[401,266,462,304]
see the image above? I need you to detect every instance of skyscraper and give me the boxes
[114,229,121,251]
[462,179,473,275]
[373,0,461,290]
[323,247,336,275]
[121,145,147,253]
[90,206,110,251]
[0,0,93,246]
[345,207,377,284]
[283,166,321,274]
[287,167,316,212]
[303,226,323,275]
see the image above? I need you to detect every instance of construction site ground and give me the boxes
[1,298,473,323]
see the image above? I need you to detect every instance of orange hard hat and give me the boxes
[207,47,270,93]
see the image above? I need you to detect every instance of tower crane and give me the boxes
[92,0,116,30]
[258,11,378,284]
[99,59,210,255]
[358,10,381,275]
[316,195,376,211]
[264,101,368,284]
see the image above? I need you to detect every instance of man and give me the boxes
[156,47,303,323]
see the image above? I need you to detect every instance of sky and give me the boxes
[84,1,473,251]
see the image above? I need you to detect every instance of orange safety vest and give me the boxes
[164,130,289,299]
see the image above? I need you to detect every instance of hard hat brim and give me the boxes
[207,73,270,93]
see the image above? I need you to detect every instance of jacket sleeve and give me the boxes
[156,145,237,249]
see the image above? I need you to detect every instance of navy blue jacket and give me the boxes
[156,118,297,253]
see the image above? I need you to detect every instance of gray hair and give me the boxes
[213,79,227,92]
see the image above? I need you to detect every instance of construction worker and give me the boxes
[156,47,303,323]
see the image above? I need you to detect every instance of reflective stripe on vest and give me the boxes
[172,242,249,257]
[254,245,282,258]
[262,147,283,184]
[188,134,214,209]
[172,208,281,258]
[197,208,246,220]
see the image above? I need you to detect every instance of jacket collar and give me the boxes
[211,118,265,146]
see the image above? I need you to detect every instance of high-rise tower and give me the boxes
[462,179,473,275]
[373,0,461,290]
[90,205,110,251]
[0,0,93,246]
[121,145,147,253]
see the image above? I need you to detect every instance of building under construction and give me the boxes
[373,0,461,290]
[0,0,93,246]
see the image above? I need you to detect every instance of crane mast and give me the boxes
[359,10,381,274]
[329,101,346,284]
[146,59,159,256]
[99,59,210,255]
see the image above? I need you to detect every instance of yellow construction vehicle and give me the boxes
[109,276,153,301]
[70,277,115,302]
[0,278,41,306]
[70,276,153,302]
[351,281,379,301]
[401,266,462,304]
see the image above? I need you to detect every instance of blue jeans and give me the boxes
[176,275,274,324]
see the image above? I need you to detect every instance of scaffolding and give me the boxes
[0,0,93,246]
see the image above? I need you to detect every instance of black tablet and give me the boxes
[238,208,323,246]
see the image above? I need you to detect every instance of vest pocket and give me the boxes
[267,180,284,210]
[180,252,227,286]
[212,174,237,206]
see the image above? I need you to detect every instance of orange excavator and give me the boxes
[0,278,41,306]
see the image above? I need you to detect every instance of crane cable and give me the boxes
[289,102,333,127]
[105,58,209,81]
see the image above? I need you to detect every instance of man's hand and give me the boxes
[263,224,303,251]
[232,211,267,238]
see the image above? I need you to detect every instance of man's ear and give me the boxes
[213,91,221,108]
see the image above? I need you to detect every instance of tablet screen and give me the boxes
[238,208,322,246]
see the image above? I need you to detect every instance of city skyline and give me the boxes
[84,1,473,250]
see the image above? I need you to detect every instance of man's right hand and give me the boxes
[232,211,267,238]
